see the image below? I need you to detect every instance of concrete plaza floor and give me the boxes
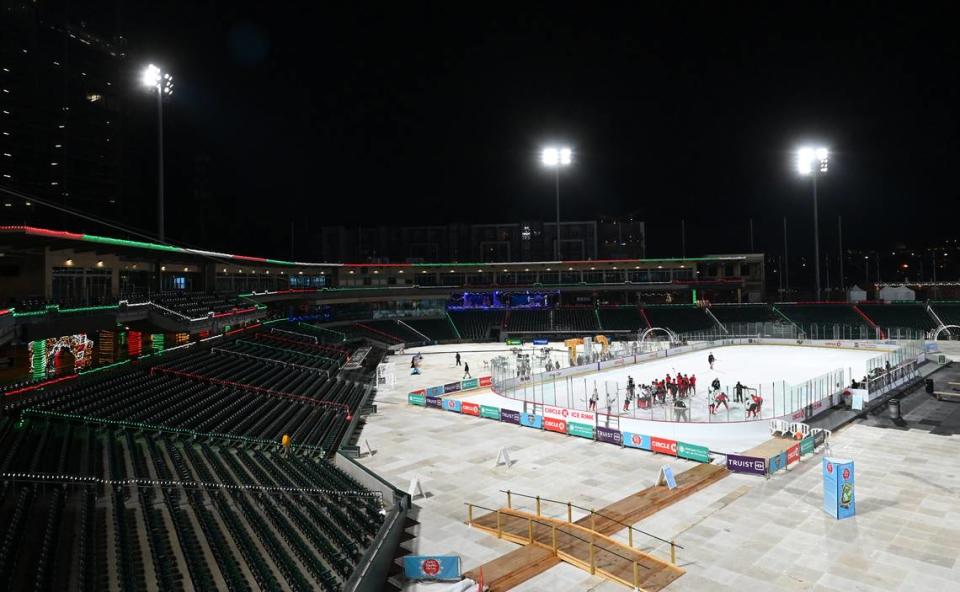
[363,350,960,591]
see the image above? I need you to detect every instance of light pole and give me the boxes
[141,64,174,242]
[797,146,829,300]
[541,146,572,259]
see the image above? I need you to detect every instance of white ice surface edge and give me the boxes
[457,344,878,453]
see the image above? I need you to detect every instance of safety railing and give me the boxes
[495,489,682,564]
[463,501,674,589]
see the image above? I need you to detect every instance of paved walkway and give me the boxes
[364,357,960,591]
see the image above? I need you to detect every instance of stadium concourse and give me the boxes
[361,343,960,591]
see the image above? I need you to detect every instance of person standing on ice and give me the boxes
[708,352,715,369]
[462,362,471,379]
[589,387,599,411]
[455,352,461,366]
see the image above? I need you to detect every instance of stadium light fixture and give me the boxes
[141,64,173,242]
[541,145,573,259]
[796,145,829,300]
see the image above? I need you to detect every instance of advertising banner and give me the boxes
[651,436,678,457]
[543,405,596,424]
[567,421,594,439]
[461,378,479,390]
[461,402,480,416]
[726,454,766,476]
[768,451,787,474]
[787,444,801,466]
[479,376,493,387]
[677,441,710,463]
[402,555,461,581]
[813,430,826,448]
[800,435,815,455]
[823,458,856,519]
[505,338,523,345]
[443,382,462,394]
[596,426,622,445]
[500,408,521,424]
[544,417,567,434]
[443,399,462,413]
[410,389,426,396]
[520,413,543,429]
[533,338,549,345]
[480,405,501,420]
[408,393,426,406]
[425,396,443,409]
[622,431,651,450]
[426,386,445,397]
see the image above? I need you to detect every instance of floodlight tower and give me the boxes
[797,146,829,300]
[541,146,572,260]
[141,64,174,241]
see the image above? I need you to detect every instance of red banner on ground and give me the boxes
[461,402,480,416]
[479,376,492,387]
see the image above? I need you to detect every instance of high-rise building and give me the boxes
[0,2,126,226]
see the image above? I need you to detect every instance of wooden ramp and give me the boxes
[464,463,728,590]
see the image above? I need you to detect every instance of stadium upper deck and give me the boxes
[0,224,765,305]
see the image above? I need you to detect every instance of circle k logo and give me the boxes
[842,468,850,480]
[422,559,440,576]
[561,408,569,418]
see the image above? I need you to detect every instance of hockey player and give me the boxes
[708,352,715,369]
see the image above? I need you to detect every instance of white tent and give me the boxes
[847,285,867,303]
[878,285,915,302]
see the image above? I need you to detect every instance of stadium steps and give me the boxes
[851,305,884,338]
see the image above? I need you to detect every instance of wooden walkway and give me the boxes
[464,463,728,590]
[741,436,795,459]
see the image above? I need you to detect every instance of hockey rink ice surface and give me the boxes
[397,343,880,451]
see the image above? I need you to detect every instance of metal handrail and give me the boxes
[497,489,683,550]
[463,502,651,569]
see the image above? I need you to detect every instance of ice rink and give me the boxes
[494,344,878,421]
[392,342,883,451]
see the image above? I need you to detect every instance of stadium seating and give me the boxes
[0,409,384,591]
[858,303,937,332]
[930,303,960,327]
[642,305,715,334]
[506,309,551,332]
[775,304,872,337]
[597,307,646,331]
[404,317,459,341]
[553,308,599,332]
[448,310,505,341]
[32,336,366,451]
[709,304,779,324]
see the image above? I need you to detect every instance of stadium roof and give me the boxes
[0,225,754,268]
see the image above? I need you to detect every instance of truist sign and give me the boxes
[726,454,766,476]
[500,409,521,425]
[596,426,622,445]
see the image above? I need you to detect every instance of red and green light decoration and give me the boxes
[0,225,314,267]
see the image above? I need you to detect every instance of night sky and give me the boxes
[117,2,960,259]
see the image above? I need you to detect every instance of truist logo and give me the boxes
[729,457,763,471]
